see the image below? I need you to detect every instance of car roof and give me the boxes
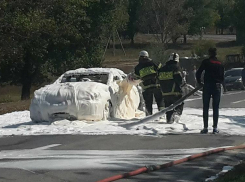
[226,68,243,71]
[63,68,125,76]
[53,68,127,84]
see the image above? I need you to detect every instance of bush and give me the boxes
[192,40,216,58]
[242,46,245,56]
[148,44,169,65]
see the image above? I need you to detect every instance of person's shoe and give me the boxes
[213,128,219,134]
[200,128,208,134]
[167,113,180,124]
[173,113,180,123]
[167,117,174,124]
[167,115,174,124]
[166,114,172,124]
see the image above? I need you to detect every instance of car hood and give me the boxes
[30,82,111,121]
[225,76,241,82]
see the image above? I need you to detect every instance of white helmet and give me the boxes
[169,53,179,62]
[139,50,149,58]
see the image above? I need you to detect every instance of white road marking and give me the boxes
[232,99,245,104]
[185,91,245,102]
[222,91,245,96]
[19,167,36,174]
[0,146,231,170]
[32,144,61,150]
[185,97,202,102]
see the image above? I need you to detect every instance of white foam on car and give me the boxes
[112,79,144,119]
[30,68,144,122]
[30,82,111,121]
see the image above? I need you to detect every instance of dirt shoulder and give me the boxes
[0,100,31,115]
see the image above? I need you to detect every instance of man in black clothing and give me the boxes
[134,50,164,115]
[158,53,184,123]
[196,48,224,134]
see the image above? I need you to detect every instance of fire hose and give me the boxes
[122,84,203,128]
[98,85,245,182]
[97,144,245,182]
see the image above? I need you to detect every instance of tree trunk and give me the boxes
[21,79,32,100]
[221,28,224,35]
[172,37,177,44]
[183,34,187,44]
[161,33,164,43]
[113,31,116,56]
[21,52,32,100]
[130,37,134,45]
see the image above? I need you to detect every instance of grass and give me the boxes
[0,100,31,115]
[0,85,22,103]
[104,34,243,64]
[214,162,245,182]
[0,85,38,115]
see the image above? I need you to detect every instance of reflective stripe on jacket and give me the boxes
[158,60,183,96]
[134,58,161,90]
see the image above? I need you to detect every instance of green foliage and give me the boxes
[0,0,123,99]
[192,40,216,58]
[148,44,169,65]
[233,0,245,43]
[242,46,245,56]
[127,0,143,44]
[214,0,234,33]
[140,0,191,44]
[185,0,219,35]
[102,0,129,33]
[233,0,245,30]
[214,162,245,182]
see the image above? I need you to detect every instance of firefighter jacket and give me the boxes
[196,57,224,85]
[134,57,161,90]
[158,60,183,96]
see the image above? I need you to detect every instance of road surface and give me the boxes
[0,90,245,182]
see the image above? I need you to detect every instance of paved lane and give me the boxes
[0,145,220,170]
[185,90,245,108]
[0,135,245,182]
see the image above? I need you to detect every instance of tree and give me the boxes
[0,0,119,100]
[233,0,245,43]
[185,0,219,42]
[214,0,234,35]
[140,0,191,44]
[127,0,142,45]
[100,0,129,56]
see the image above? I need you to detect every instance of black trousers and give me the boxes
[163,95,184,121]
[142,87,164,115]
[202,83,221,128]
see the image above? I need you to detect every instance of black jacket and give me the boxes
[158,60,183,96]
[134,57,160,90]
[196,57,224,85]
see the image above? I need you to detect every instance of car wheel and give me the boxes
[241,85,245,90]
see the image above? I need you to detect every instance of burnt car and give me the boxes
[224,68,244,91]
[30,68,144,122]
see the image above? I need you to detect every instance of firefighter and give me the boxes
[134,50,164,116]
[196,48,224,134]
[158,53,184,124]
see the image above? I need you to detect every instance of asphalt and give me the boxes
[0,135,245,182]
